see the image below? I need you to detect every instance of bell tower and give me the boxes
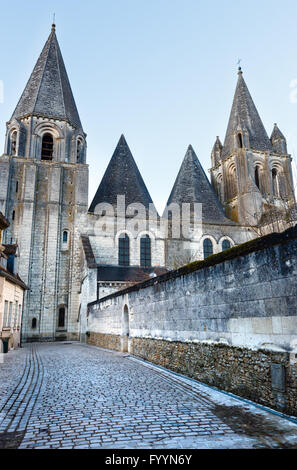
[0,24,89,342]
[210,68,296,232]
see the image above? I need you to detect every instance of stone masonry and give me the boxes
[87,227,297,417]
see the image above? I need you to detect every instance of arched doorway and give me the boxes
[121,305,129,352]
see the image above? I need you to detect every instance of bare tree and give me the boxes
[171,249,201,270]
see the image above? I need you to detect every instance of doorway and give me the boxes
[121,305,129,353]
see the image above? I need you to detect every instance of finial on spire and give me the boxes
[237,58,242,74]
[51,13,56,32]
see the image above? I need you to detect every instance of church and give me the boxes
[0,25,295,343]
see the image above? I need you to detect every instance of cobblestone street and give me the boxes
[0,342,297,449]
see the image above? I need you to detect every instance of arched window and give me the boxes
[41,133,54,161]
[31,318,37,329]
[119,234,130,266]
[222,240,231,251]
[58,307,65,328]
[228,165,237,200]
[203,238,213,259]
[63,231,68,243]
[140,235,151,267]
[10,131,17,156]
[216,175,223,202]
[255,166,260,189]
[272,168,280,197]
[77,139,83,162]
[237,133,243,149]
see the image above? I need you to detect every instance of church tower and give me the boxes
[0,25,88,342]
[210,68,296,231]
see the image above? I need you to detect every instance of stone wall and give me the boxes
[87,227,297,416]
[130,338,297,416]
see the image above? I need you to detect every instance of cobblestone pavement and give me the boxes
[0,342,297,449]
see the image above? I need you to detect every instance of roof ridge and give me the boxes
[54,31,67,119]
[31,30,53,116]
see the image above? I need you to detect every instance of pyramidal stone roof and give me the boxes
[89,135,156,214]
[270,123,286,142]
[10,25,83,131]
[212,136,223,153]
[165,145,232,225]
[222,70,272,159]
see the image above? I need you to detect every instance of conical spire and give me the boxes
[270,123,286,142]
[89,135,156,213]
[222,70,272,158]
[211,136,223,166]
[270,123,287,154]
[212,136,223,153]
[10,26,83,130]
[165,145,231,224]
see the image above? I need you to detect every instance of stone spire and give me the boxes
[211,136,223,167]
[89,135,156,213]
[165,145,231,224]
[270,123,287,154]
[10,25,83,130]
[222,69,272,158]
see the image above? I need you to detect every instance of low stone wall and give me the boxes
[130,337,297,417]
[86,333,297,416]
[88,332,121,352]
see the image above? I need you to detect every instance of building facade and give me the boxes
[210,68,296,233]
[0,212,28,352]
[0,27,295,343]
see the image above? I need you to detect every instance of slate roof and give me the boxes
[0,266,29,290]
[81,236,97,269]
[222,70,272,158]
[165,145,232,225]
[10,25,83,131]
[89,135,156,214]
[98,265,167,282]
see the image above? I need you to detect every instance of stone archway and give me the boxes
[121,305,129,352]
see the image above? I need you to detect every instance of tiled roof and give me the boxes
[0,266,29,290]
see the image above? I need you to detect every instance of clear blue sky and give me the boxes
[1,0,297,212]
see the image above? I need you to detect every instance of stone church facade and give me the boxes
[0,26,295,343]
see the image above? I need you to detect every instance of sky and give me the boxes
[1,0,297,213]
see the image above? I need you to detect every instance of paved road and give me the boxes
[0,342,297,449]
